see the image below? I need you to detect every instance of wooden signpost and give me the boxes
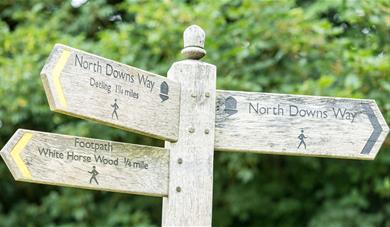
[1,129,169,196]
[162,26,216,226]
[215,91,389,160]
[41,44,180,141]
[1,25,389,226]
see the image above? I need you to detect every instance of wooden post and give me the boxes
[162,25,216,226]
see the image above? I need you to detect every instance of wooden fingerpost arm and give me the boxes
[162,25,216,226]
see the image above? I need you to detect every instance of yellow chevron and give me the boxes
[11,132,33,179]
[53,49,71,108]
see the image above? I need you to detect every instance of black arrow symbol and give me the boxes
[361,103,382,154]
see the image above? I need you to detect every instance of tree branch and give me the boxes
[385,138,390,148]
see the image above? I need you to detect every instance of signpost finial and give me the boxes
[181,25,206,59]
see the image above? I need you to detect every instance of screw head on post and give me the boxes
[181,25,207,60]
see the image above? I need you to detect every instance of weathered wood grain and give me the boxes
[0,129,169,196]
[41,44,180,141]
[162,25,216,227]
[215,90,389,160]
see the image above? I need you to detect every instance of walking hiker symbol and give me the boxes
[111,99,119,120]
[297,129,307,149]
[88,166,99,185]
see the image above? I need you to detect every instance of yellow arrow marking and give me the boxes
[53,49,71,108]
[11,132,33,179]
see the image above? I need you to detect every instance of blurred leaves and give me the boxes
[0,0,390,226]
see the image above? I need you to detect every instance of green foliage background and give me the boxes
[1,0,390,226]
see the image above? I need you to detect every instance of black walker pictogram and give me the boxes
[297,129,307,149]
[88,166,99,185]
[111,99,119,120]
